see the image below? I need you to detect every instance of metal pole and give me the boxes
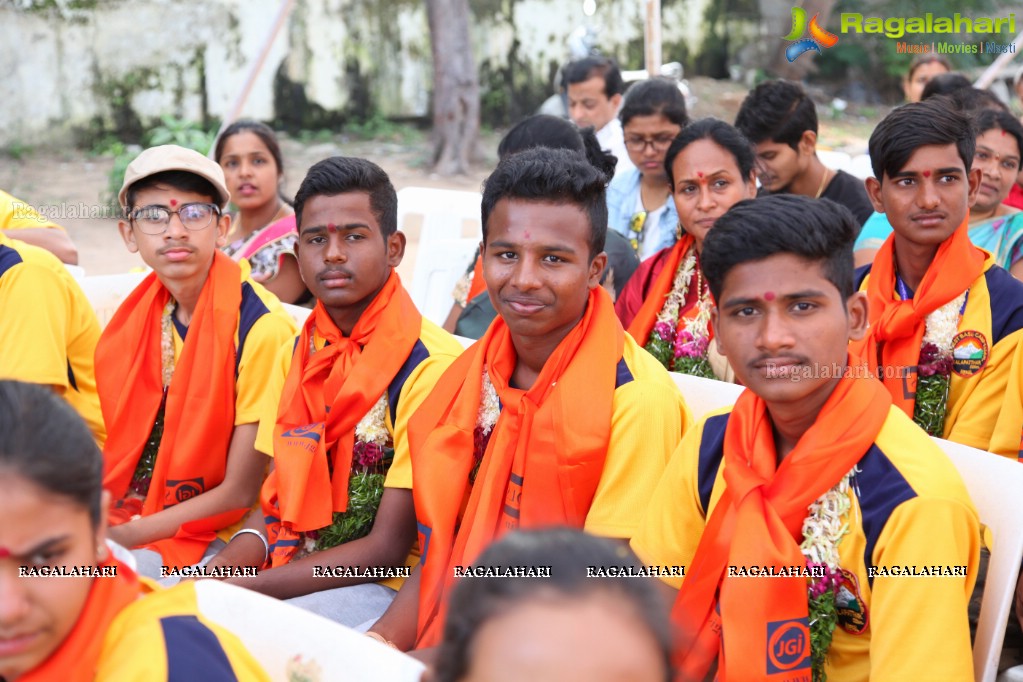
[210,0,297,155]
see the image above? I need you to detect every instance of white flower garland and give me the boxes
[922,291,967,354]
[477,368,500,435]
[355,393,389,446]
[656,245,698,327]
[800,467,854,567]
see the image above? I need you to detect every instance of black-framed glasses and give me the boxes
[628,210,647,253]
[623,135,676,153]
[129,203,221,235]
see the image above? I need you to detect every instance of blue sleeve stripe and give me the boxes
[162,614,241,681]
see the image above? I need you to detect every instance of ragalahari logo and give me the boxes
[784,7,839,62]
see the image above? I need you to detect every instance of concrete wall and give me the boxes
[1,0,712,148]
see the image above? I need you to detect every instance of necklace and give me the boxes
[814,168,832,199]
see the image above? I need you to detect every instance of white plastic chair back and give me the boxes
[281,302,312,327]
[79,272,148,329]
[410,237,480,326]
[818,149,853,175]
[669,371,743,422]
[934,438,1023,682]
[193,580,426,682]
[849,153,875,181]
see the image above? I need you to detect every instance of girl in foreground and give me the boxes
[0,380,267,681]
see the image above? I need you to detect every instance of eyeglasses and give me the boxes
[129,203,221,235]
[623,135,676,153]
[628,210,647,253]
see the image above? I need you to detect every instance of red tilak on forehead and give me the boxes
[326,223,337,233]
[696,171,704,178]
[0,547,10,559]
[169,199,178,207]
[523,230,531,239]
[922,170,931,178]
[764,291,776,301]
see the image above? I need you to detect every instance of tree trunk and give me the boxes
[425,0,480,176]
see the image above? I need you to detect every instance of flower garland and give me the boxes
[644,246,716,378]
[913,291,966,437]
[800,466,855,682]
[299,392,393,557]
[127,299,177,506]
[471,368,501,484]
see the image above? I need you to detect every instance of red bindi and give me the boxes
[326,223,337,233]
[169,199,178,207]
[696,171,704,178]
[523,230,531,240]
[764,291,776,301]
[0,547,10,559]
[922,170,931,178]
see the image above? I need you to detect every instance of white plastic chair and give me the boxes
[193,580,425,682]
[79,272,148,329]
[669,371,743,422]
[849,153,875,181]
[280,302,312,327]
[409,237,480,326]
[935,438,1023,682]
[396,187,482,244]
[64,263,86,281]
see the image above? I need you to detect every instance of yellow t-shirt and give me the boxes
[632,405,980,682]
[0,189,64,230]
[0,233,104,443]
[255,316,462,589]
[97,581,269,680]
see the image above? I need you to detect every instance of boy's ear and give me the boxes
[864,176,886,213]
[215,212,231,248]
[587,251,608,289]
[846,291,869,342]
[386,230,406,268]
[966,166,982,208]
[117,219,139,253]
[710,306,726,357]
[799,130,817,155]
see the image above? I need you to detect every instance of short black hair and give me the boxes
[664,118,755,188]
[946,87,1011,114]
[433,528,672,682]
[702,195,857,302]
[975,108,1023,171]
[920,72,972,101]
[497,115,616,183]
[125,170,219,213]
[293,156,397,236]
[868,98,975,183]
[481,147,608,259]
[734,80,817,149]
[0,381,104,526]
[562,56,625,97]
[617,77,688,128]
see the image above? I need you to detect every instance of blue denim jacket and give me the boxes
[606,168,678,260]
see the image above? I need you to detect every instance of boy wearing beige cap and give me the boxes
[96,144,296,577]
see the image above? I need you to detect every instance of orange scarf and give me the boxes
[849,219,984,416]
[97,252,247,568]
[409,287,622,647]
[20,557,140,682]
[466,254,486,302]
[627,235,696,346]
[671,368,891,681]
[260,271,421,567]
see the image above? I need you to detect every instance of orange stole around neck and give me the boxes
[627,235,696,347]
[260,271,421,567]
[848,220,984,416]
[409,287,624,647]
[20,557,140,682]
[97,252,247,568]
[670,372,891,681]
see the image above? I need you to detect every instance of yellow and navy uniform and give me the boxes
[169,276,297,428]
[256,317,463,589]
[632,406,980,682]
[97,581,269,680]
[0,232,104,443]
[856,260,1023,459]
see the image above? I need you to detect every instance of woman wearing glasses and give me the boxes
[215,121,309,304]
[605,78,688,261]
[615,119,757,381]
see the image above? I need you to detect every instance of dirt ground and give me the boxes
[0,77,879,279]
